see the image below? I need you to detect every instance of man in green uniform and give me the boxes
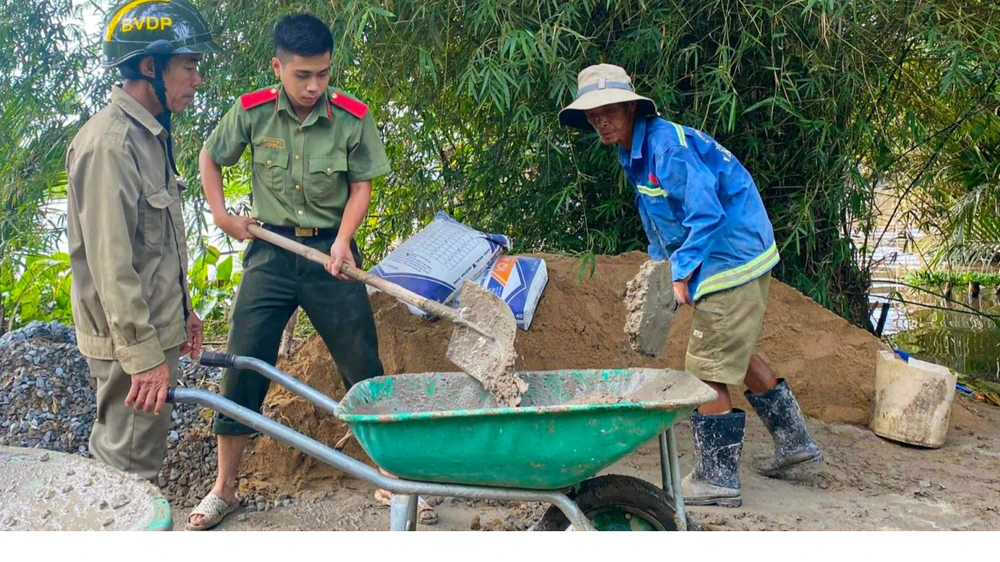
[189,13,391,530]
[66,0,220,480]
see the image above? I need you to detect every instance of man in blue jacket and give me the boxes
[560,64,822,507]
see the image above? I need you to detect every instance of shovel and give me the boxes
[624,260,679,356]
[246,224,525,406]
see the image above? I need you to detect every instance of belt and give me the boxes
[260,223,338,238]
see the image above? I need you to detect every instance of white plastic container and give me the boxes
[870,350,957,448]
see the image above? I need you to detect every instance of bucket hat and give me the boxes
[558,64,658,131]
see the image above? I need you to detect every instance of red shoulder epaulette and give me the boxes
[240,87,280,110]
[329,91,368,119]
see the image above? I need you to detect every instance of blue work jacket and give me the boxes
[619,116,779,301]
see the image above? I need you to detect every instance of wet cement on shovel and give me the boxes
[624,260,677,356]
[445,280,526,407]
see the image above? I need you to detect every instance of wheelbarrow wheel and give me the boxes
[534,474,677,531]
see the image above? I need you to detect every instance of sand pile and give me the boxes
[238,252,979,498]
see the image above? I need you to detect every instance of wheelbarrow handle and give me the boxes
[188,353,340,416]
[245,223,490,338]
[199,352,235,369]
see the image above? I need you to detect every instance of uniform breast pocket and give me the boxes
[306,155,347,200]
[253,149,289,193]
[642,195,688,249]
[142,181,173,249]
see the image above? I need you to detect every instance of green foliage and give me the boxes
[854,1,1000,271]
[0,0,96,323]
[0,245,242,335]
[4,0,1000,333]
[1,252,73,331]
[904,270,1000,288]
[187,245,242,338]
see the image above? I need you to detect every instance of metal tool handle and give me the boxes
[246,223,480,332]
[189,352,340,415]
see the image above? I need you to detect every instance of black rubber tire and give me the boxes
[534,474,678,531]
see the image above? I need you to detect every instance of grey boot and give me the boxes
[682,409,745,508]
[745,379,823,476]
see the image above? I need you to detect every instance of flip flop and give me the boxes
[186,493,240,531]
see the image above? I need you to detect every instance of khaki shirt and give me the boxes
[65,86,189,374]
[204,85,390,228]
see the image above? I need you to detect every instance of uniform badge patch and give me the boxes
[257,137,285,149]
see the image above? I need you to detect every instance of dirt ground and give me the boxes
[171,395,1000,531]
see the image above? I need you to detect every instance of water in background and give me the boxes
[863,230,1000,382]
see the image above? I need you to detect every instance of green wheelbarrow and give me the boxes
[169,353,717,531]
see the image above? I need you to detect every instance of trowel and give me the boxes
[246,224,525,406]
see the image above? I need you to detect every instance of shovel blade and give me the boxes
[445,280,524,406]
[625,260,678,356]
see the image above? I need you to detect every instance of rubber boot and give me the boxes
[745,379,823,476]
[681,409,745,508]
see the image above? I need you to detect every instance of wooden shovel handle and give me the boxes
[246,223,463,323]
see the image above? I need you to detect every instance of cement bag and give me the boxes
[455,255,548,330]
[370,211,510,318]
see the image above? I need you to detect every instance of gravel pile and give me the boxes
[0,321,92,456]
[0,321,290,510]
[157,359,223,508]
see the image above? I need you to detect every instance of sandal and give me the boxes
[185,493,240,531]
[373,488,439,526]
[418,498,439,526]
[374,487,392,505]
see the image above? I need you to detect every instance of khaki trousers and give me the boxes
[87,347,179,481]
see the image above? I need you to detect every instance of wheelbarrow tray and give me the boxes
[337,368,715,490]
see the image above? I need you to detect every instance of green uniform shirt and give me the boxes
[204,85,390,228]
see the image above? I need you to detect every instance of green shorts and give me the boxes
[684,272,770,386]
